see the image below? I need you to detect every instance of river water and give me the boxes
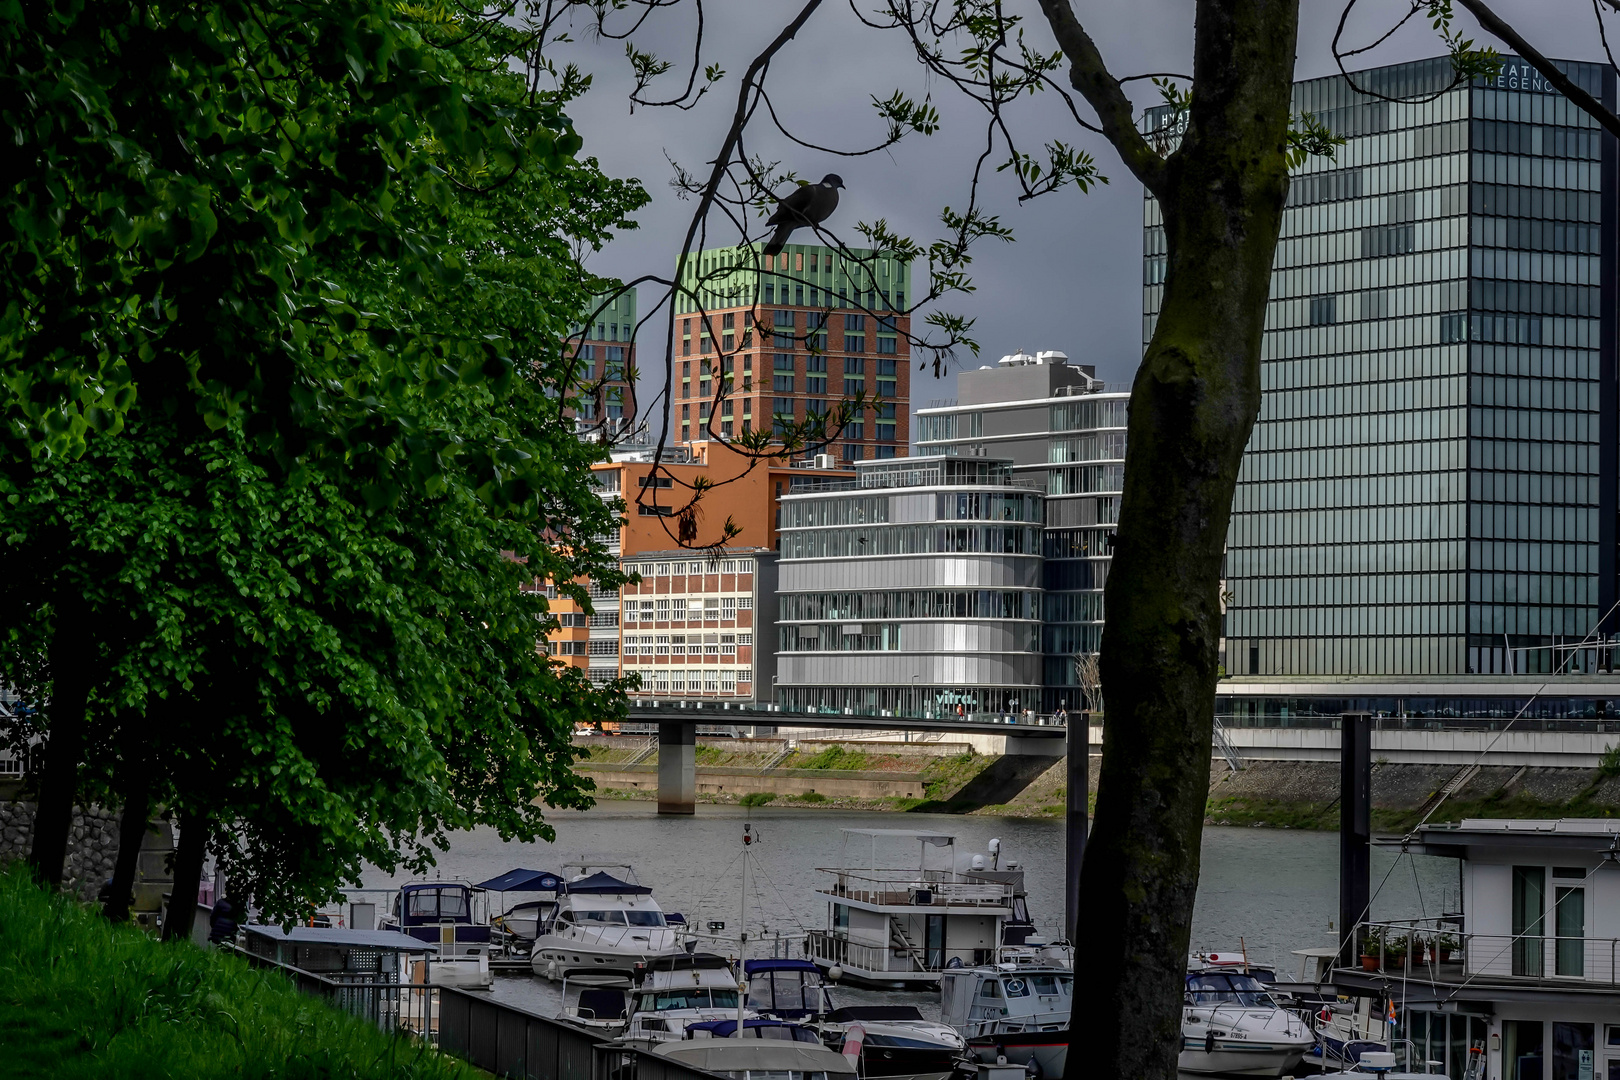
[360,803,1456,1020]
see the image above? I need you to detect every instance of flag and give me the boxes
[1387,999,1397,1025]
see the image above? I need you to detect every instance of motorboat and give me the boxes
[746,958,832,1021]
[473,867,565,955]
[377,880,493,989]
[1316,1050,1443,1076]
[646,1025,856,1080]
[939,951,1073,1078]
[814,1006,969,1080]
[619,952,755,1044]
[530,865,686,979]
[1181,968,1314,1077]
[561,976,633,1032]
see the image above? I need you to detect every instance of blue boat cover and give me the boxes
[563,871,653,895]
[474,868,563,892]
[744,958,820,975]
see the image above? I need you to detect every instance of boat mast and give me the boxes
[738,822,752,1038]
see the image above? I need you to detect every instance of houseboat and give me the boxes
[1335,818,1620,1080]
[377,880,493,989]
[805,829,1060,989]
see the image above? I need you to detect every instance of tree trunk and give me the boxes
[26,592,97,887]
[1066,2,1298,1077]
[103,776,151,922]
[162,808,210,943]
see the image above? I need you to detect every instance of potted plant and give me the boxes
[1384,934,1409,969]
[1360,926,1383,971]
[1436,933,1459,964]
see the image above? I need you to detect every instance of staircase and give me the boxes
[1212,717,1244,772]
[888,917,930,972]
[758,743,796,773]
[1416,763,1481,821]
[626,735,659,766]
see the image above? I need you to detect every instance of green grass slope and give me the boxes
[0,866,482,1080]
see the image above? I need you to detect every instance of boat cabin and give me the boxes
[807,828,1042,988]
[938,960,1073,1039]
[623,952,751,1042]
[387,881,491,948]
[746,958,829,1020]
[1337,818,1620,1080]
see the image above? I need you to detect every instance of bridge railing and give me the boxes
[619,698,1070,729]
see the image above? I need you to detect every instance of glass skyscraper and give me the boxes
[1144,57,1617,676]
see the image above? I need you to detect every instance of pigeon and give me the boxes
[762,174,844,255]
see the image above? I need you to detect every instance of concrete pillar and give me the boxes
[1065,714,1090,944]
[1339,712,1372,967]
[657,723,696,815]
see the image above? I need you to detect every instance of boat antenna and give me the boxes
[737,823,754,1038]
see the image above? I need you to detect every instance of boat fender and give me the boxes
[1024,1057,1041,1078]
[994,1045,1007,1066]
[841,1024,866,1070]
[1205,1030,1216,1054]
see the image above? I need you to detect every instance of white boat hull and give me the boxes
[531,935,685,978]
[1179,1038,1308,1077]
[429,953,493,990]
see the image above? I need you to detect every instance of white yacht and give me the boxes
[647,1027,856,1080]
[620,952,755,1044]
[529,866,685,978]
[1181,968,1314,1076]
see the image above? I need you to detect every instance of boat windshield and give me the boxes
[626,910,667,927]
[1184,973,1277,1008]
[640,988,740,1011]
[576,910,629,924]
[406,888,470,920]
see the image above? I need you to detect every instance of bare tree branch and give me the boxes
[1456,0,1620,138]
[1034,0,1168,196]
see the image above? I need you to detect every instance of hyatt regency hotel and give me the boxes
[1150,57,1620,683]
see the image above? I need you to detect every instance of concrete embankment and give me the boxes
[1207,759,1620,829]
[576,735,1620,825]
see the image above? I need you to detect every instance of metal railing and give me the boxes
[1355,919,1620,985]
[232,947,437,1037]
[817,869,1013,908]
[1218,713,1620,732]
[804,930,993,975]
[623,698,1068,729]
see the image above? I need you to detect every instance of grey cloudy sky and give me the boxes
[547,0,1608,424]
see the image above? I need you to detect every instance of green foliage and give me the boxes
[0,0,615,503]
[0,3,649,912]
[797,746,872,771]
[1599,743,1620,779]
[738,792,776,807]
[0,865,480,1079]
[1286,112,1347,169]
[792,791,827,803]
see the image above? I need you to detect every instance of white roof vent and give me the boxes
[998,351,1034,367]
[1035,350,1069,366]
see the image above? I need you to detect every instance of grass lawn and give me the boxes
[0,865,483,1080]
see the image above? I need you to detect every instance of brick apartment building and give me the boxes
[672,242,912,462]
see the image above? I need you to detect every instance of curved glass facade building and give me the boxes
[915,353,1128,710]
[1147,56,1618,676]
[774,457,1044,716]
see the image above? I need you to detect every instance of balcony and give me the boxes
[815,868,1012,909]
[803,930,995,974]
[1348,919,1620,989]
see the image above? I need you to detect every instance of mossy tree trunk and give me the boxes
[104,776,151,922]
[162,808,210,943]
[27,593,97,888]
[1035,1,1300,1076]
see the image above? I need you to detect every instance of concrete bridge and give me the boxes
[618,700,1066,814]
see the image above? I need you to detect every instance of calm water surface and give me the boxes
[361,804,1457,1020]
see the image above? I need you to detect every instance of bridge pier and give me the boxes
[656,722,696,815]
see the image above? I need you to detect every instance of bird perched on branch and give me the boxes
[762,174,844,256]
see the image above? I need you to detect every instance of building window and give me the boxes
[774,374,795,393]
[722,597,737,618]
[738,597,753,609]
[843,376,864,396]
[844,443,863,461]
[875,335,897,355]
[1308,295,1336,326]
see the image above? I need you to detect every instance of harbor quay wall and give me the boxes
[580,761,927,800]
[0,791,122,901]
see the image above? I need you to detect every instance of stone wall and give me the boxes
[0,800,123,901]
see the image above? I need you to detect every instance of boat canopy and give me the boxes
[474,868,563,892]
[838,828,955,845]
[826,1005,928,1023]
[685,1019,822,1042]
[564,871,654,895]
[744,958,820,975]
